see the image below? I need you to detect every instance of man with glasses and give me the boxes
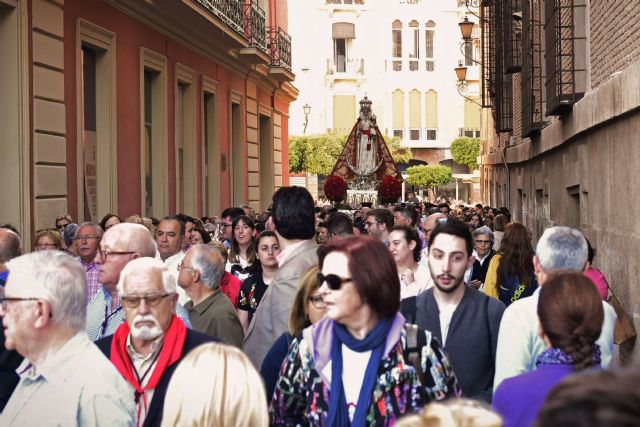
[87,223,191,341]
[0,228,23,412]
[96,257,214,427]
[363,208,393,245]
[467,226,496,290]
[0,251,136,425]
[219,207,245,249]
[73,222,103,304]
[177,244,243,348]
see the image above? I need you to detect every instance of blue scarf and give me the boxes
[536,345,602,367]
[327,317,393,427]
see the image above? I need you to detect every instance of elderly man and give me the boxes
[96,257,214,427]
[244,187,318,368]
[87,223,191,341]
[493,226,617,391]
[0,229,23,412]
[74,222,103,304]
[177,244,244,347]
[0,251,135,426]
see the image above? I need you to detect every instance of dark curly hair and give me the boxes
[538,271,604,371]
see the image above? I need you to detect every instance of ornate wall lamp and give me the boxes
[303,103,311,134]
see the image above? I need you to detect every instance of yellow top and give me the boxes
[483,254,501,299]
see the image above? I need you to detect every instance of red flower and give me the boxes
[324,175,347,203]
[378,176,401,204]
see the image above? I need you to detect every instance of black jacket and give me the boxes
[96,329,216,427]
[471,250,496,284]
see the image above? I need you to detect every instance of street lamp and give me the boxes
[303,103,311,134]
[459,16,474,41]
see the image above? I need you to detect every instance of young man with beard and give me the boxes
[415,219,505,403]
[97,257,214,427]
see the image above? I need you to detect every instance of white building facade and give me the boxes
[288,0,481,174]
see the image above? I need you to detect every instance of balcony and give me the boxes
[326,58,365,80]
[326,0,365,5]
[326,0,365,13]
[267,27,294,81]
[239,0,270,63]
[195,0,244,36]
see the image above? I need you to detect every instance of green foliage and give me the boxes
[406,165,452,188]
[288,133,411,176]
[450,137,480,170]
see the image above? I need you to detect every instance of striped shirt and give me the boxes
[75,256,102,305]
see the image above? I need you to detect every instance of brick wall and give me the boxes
[590,1,640,88]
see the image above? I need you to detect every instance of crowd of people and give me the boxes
[1,188,639,427]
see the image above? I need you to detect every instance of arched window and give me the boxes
[392,20,402,71]
[409,20,419,71]
[425,20,435,71]
[425,89,438,140]
[392,89,404,139]
[409,89,421,140]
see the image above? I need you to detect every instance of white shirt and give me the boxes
[162,251,189,305]
[438,303,457,346]
[400,262,433,300]
[1,332,136,427]
[493,287,617,391]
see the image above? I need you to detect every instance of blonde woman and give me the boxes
[161,342,268,427]
[395,399,502,427]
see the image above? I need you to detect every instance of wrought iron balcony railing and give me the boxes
[268,27,292,69]
[244,0,267,51]
[326,58,365,75]
[195,0,244,36]
[326,0,365,5]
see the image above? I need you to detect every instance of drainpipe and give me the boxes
[502,146,510,209]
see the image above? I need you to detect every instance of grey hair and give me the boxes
[189,244,225,290]
[116,257,176,296]
[75,222,104,239]
[536,226,588,272]
[104,223,156,257]
[5,251,86,332]
[473,226,494,242]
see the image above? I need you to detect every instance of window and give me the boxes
[426,129,437,140]
[409,89,421,139]
[393,129,404,139]
[392,89,404,138]
[465,41,474,66]
[334,38,347,72]
[81,48,98,221]
[202,76,219,218]
[425,89,437,131]
[175,63,196,215]
[409,20,419,71]
[141,48,168,218]
[230,92,244,206]
[425,20,435,71]
[392,20,402,71]
[333,95,356,134]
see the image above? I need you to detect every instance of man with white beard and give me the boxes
[96,258,214,427]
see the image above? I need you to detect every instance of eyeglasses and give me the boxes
[309,294,326,309]
[221,223,233,229]
[177,262,196,272]
[56,224,68,230]
[0,297,42,311]
[316,272,352,290]
[97,248,135,262]
[73,235,99,241]
[120,293,173,308]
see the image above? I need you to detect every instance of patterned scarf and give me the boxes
[536,345,602,367]
[110,315,186,426]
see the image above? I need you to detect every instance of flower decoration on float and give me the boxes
[324,175,348,203]
[378,176,401,205]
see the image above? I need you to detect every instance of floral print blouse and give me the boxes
[238,273,268,313]
[269,320,460,426]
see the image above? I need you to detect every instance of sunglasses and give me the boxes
[316,272,352,290]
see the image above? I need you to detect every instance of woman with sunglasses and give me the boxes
[270,236,459,426]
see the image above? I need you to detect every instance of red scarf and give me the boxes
[110,315,187,426]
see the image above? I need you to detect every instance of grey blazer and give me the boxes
[244,239,318,368]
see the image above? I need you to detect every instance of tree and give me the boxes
[450,137,480,170]
[288,133,410,175]
[406,164,452,192]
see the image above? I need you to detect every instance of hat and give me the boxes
[63,223,79,247]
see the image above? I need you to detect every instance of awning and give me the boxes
[332,22,355,39]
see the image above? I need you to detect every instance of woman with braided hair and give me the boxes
[492,271,604,427]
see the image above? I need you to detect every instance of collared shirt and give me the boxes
[184,291,244,348]
[75,256,102,305]
[464,249,492,285]
[1,332,136,427]
[162,251,189,306]
[86,287,193,341]
[493,287,617,391]
[276,240,310,268]
[125,334,163,426]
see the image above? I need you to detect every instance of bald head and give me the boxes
[0,228,22,266]
[103,223,156,257]
[424,213,448,243]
